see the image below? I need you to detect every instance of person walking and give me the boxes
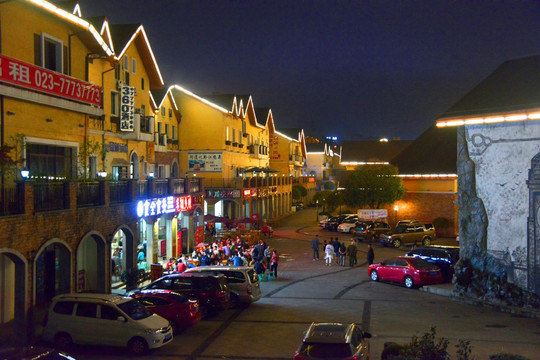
[347,240,357,267]
[311,234,320,260]
[324,242,334,266]
[270,249,279,278]
[367,243,375,265]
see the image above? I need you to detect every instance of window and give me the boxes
[41,34,63,73]
[141,77,145,90]
[123,56,129,71]
[110,91,119,116]
[89,156,97,179]
[76,302,97,318]
[239,131,242,144]
[169,108,172,118]
[53,301,75,315]
[131,58,137,74]
[26,143,75,179]
[165,124,169,138]
[157,122,162,134]
[172,125,177,140]
[161,107,165,117]
[100,305,120,320]
[232,129,236,142]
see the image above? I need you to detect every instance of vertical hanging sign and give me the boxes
[120,85,135,132]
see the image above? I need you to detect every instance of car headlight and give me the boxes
[145,328,161,335]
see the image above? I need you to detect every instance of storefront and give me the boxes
[136,195,194,267]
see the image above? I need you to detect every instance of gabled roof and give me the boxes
[340,140,412,163]
[391,125,457,174]
[202,94,237,113]
[171,85,230,114]
[438,55,540,120]
[255,108,271,129]
[278,128,303,140]
[109,24,164,89]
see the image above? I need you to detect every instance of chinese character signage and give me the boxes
[357,209,388,221]
[270,133,280,160]
[120,85,135,132]
[243,188,257,197]
[137,195,193,217]
[0,54,102,106]
[174,196,193,212]
[205,189,241,199]
[188,152,222,172]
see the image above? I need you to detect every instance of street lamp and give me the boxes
[20,168,29,180]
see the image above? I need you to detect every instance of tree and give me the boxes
[292,184,307,201]
[323,181,336,191]
[342,164,405,209]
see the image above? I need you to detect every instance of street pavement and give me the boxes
[47,208,540,360]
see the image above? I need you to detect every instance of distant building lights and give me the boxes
[379,138,389,142]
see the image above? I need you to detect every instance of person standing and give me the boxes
[367,243,375,265]
[347,240,357,267]
[311,234,320,260]
[339,241,347,266]
[270,249,279,278]
[332,237,341,265]
[324,242,334,266]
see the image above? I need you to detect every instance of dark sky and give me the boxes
[78,0,540,141]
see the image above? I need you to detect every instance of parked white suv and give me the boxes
[337,216,359,233]
[186,266,262,306]
[42,293,173,355]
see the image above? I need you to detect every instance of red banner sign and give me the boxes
[0,54,102,106]
[175,196,193,212]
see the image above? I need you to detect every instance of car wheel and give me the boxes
[370,270,379,281]
[423,237,431,246]
[392,239,401,248]
[229,294,240,308]
[54,332,72,351]
[404,276,414,289]
[128,336,149,355]
[170,320,179,334]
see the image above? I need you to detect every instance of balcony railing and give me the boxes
[154,179,168,196]
[77,182,101,207]
[34,183,65,212]
[109,181,129,204]
[0,186,22,216]
[172,178,185,195]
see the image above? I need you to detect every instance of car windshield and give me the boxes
[117,298,153,320]
[408,258,435,269]
[301,343,352,357]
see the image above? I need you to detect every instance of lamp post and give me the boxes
[394,205,399,228]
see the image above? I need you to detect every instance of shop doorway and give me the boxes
[76,234,106,293]
[35,242,71,306]
[111,228,135,288]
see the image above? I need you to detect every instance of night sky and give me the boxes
[78,0,540,141]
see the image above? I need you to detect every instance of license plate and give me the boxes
[164,333,172,342]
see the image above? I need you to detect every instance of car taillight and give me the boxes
[216,290,226,297]
[247,284,252,295]
[294,354,309,360]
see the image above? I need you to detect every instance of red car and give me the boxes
[368,256,443,288]
[131,289,201,333]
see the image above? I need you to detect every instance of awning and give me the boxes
[111,158,130,166]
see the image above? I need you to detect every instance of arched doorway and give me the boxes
[130,152,140,179]
[35,241,71,306]
[111,227,135,289]
[171,161,179,178]
[77,233,106,293]
[0,250,26,324]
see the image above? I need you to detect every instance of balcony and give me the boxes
[120,114,154,142]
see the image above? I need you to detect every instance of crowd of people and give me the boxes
[310,234,374,267]
[163,236,279,278]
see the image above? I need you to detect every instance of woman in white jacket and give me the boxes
[324,243,334,266]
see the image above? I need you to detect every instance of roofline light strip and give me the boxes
[114,25,164,86]
[341,162,389,165]
[100,20,115,54]
[437,111,540,127]
[173,85,230,114]
[274,130,298,142]
[27,0,113,56]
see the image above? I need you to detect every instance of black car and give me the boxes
[405,246,460,281]
[129,273,231,315]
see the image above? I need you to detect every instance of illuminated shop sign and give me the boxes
[175,196,192,212]
[205,189,241,199]
[243,189,257,197]
[0,54,102,106]
[120,85,135,132]
[137,195,193,218]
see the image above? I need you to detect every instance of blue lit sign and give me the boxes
[136,196,175,218]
